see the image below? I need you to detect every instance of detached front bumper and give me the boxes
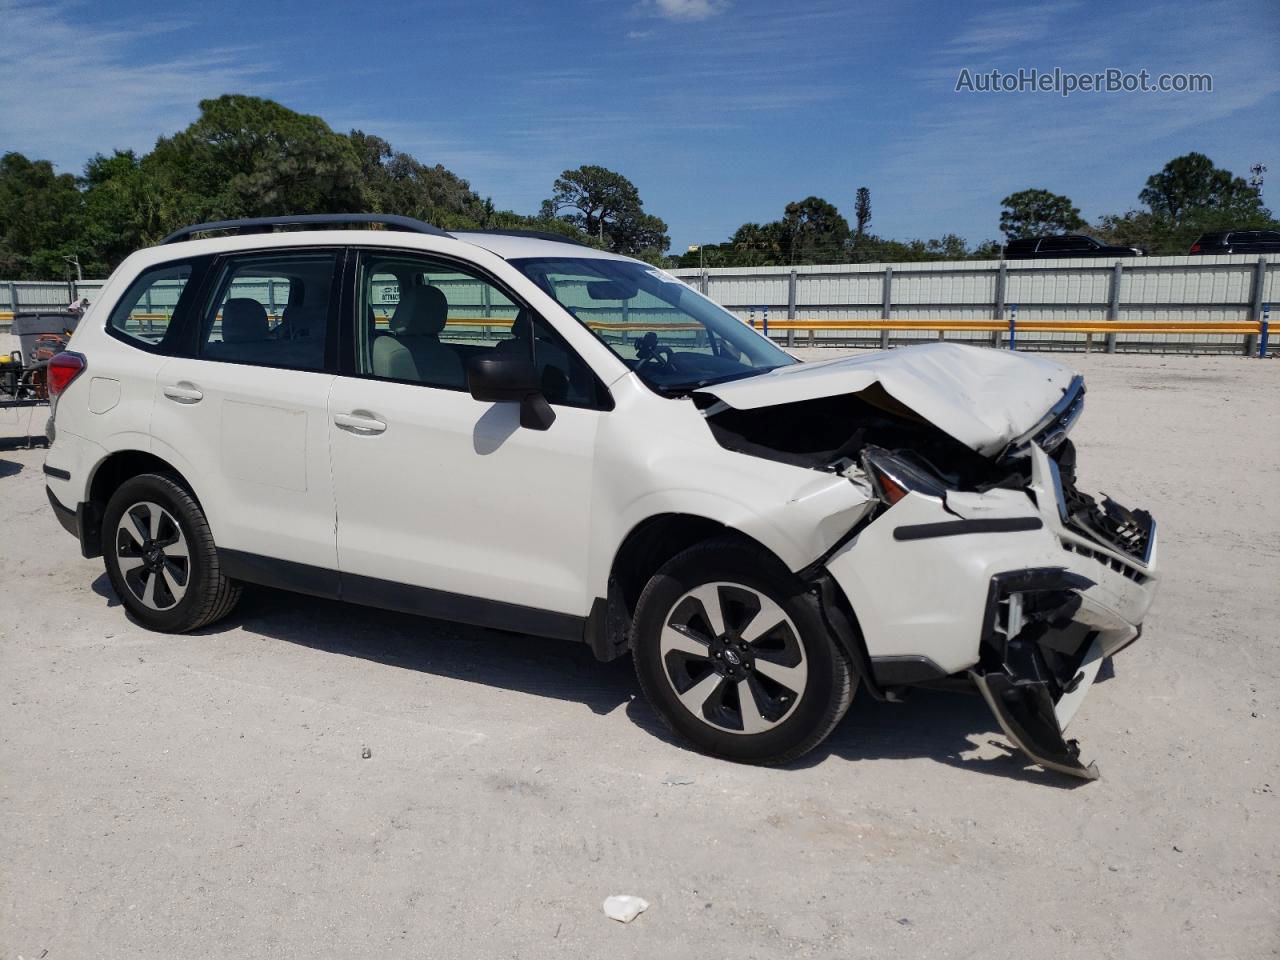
[825,445,1159,779]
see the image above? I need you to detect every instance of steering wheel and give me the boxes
[632,331,679,372]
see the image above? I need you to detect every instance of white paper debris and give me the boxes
[602,895,649,923]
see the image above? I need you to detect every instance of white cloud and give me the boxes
[945,2,1082,57]
[648,0,731,22]
[0,0,274,172]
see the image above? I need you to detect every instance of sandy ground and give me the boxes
[1,350,1278,959]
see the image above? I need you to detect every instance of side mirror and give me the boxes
[466,354,556,431]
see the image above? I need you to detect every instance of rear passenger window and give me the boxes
[200,251,338,371]
[107,262,194,347]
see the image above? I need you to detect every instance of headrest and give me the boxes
[222,298,269,344]
[393,285,448,337]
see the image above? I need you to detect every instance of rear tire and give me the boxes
[102,473,241,632]
[632,537,855,765]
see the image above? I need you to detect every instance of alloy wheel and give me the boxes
[115,501,190,611]
[659,582,809,735]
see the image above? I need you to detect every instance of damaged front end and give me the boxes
[970,568,1105,780]
[692,344,1159,780]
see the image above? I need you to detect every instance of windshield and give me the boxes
[509,257,797,392]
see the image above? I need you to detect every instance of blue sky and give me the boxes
[2,0,1277,251]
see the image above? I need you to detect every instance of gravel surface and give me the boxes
[2,351,1277,959]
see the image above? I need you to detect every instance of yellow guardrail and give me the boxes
[413,316,1268,337]
[746,318,1262,335]
[4,310,1268,355]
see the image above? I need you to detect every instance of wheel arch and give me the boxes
[586,512,793,661]
[82,449,201,557]
[589,512,884,698]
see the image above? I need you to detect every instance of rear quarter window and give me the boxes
[106,261,199,350]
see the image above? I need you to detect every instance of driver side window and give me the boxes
[355,252,607,408]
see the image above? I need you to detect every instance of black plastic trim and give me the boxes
[870,655,950,686]
[77,500,104,557]
[46,486,77,536]
[45,487,103,558]
[162,214,449,244]
[808,571,887,701]
[893,517,1043,541]
[978,567,1095,663]
[971,670,1099,780]
[343,572,585,641]
[42,464,71,480]
[583,596,611,660]
[218,549,341,600]
[217,548,587,643]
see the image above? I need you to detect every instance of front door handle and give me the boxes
[334,411,387,435]
[162,382,203,404]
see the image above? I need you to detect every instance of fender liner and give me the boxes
[808,571,890,701]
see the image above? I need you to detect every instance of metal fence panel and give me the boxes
[671,253,1278,352]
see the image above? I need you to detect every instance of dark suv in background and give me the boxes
[1005,235,1144,259]
[1189,230,1280,255]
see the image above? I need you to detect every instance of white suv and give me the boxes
[44,215,1159,776]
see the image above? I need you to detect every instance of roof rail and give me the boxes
[161,213,450,245]
[450,228,590,247]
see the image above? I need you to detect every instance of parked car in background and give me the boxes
[1188,229,1280,255]
[1005,235,1144,259]
[43,214,1159,777]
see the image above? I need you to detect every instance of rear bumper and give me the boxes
[47,485,79,538]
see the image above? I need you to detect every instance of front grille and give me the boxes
[1060,539,1150,584]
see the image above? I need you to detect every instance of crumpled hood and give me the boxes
[694,342,1078,457]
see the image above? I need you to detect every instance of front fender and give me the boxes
[588,470,874,601]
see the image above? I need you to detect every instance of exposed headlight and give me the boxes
[861,445,947,505]
[1026,376,1085,454]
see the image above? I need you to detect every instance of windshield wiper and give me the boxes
[652,365,783,394]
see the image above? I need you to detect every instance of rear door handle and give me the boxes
[333,411,387,435]
[162,382,203,404]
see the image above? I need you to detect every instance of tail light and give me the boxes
[47,351,86,398]
[1189,242,1201,254]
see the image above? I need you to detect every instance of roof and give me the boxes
[156,215,632,263]
[451,231,630,261]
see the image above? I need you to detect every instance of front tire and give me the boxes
[102,473,241,632]
[632,537,855,765]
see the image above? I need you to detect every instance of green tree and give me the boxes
[972,238,1003,259]
[0,152,85,279]
[1097,153,1275,255]
[1139,152,1266,222]
[853,186,871,238]
[727,222,788,266]
[348,130,491,228]
[541,165,669,256]
[78,150,166,274]
[781,196,851,264]
[999,188,1086,240]
[146,94,367,225]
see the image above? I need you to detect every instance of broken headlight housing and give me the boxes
[861,445,948,505]
[1030,376,1086,454]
